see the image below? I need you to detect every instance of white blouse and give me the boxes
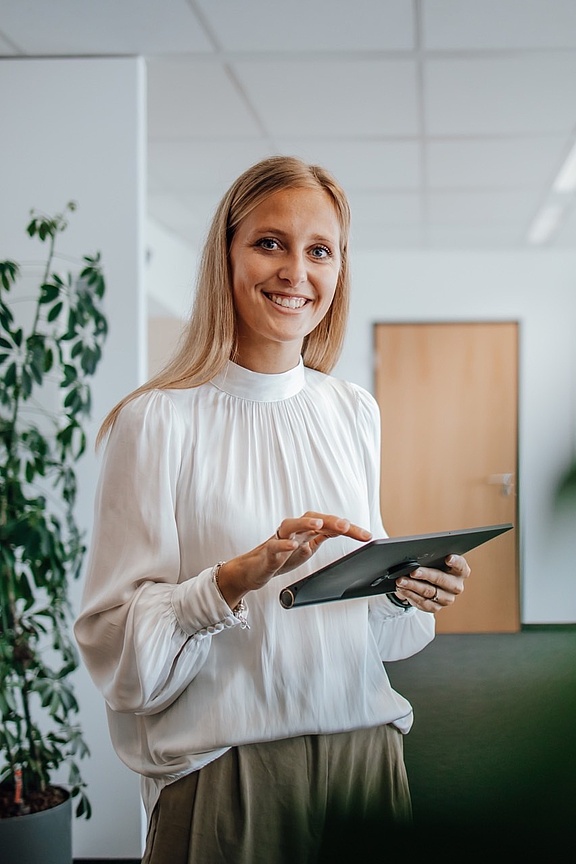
[75,359,435,819]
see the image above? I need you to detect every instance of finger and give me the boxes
[275,514,371,542]
[302,512,372,541]
[396,577,445,608]
[396,565,465,608]
[401,564,466,595]
[445,554,471,579]
[275,516,324,540]
[269,536,300,556]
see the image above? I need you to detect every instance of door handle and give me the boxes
[487,473,514,496]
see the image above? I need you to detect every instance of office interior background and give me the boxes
[1,1,575,858]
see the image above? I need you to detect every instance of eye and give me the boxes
[255,237,280,251]
[310,245,331,259]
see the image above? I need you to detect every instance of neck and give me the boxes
[233,341,302,374]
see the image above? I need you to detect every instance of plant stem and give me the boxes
[6,227,57,456]
[17,656,43,792]
[32,226,57,335]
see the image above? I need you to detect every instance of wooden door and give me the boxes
[374,322,519,633]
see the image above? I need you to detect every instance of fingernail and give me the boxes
[397,578,407,587]
[361,528,372,538]
[311,519,323,528]
[446,555,454,566]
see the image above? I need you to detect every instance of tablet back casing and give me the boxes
[279,523,513,609]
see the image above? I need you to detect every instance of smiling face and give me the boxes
[229,186,342,373]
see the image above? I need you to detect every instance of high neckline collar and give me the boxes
[211,358,306,402]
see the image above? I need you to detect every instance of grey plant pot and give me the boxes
[0,790,72,864]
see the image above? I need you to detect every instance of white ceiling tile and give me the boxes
[425,55,576,136]
[273,140,421,189]
[423,0,576,51]
[348,191,423,227]
[427,137,569,188]
[424,225,525,249]
[0,0,213,55]
[232,59,419,136]
[0,31,19,53]
[147,140,273,192]
[196,0,414,51]
[427,190,541,224]
[147,59,263,138]
[350,223,424,250]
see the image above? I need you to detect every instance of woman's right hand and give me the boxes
[215,512,372,610]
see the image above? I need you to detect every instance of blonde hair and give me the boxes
[97,155,351,446]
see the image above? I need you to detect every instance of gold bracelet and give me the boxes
[212,562,250,630]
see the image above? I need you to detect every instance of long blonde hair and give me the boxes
[97,155,351,446]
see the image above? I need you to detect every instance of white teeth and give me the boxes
[268,294,307,309]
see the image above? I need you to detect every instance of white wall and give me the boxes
[146,217,198,317]
[336,249,576,624]
[0,58,146,858]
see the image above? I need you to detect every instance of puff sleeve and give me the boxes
[74,391,243,716]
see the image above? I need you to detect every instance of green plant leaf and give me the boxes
[0,260,20,289]
[39,283,60,304]
[4,361,17,386]
[43,347,54,372]
[47,301,63,322]
[20,368,33,398]
[0,304,14,329]
[28,359,43,386]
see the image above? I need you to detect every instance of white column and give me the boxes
[0,57,146,858]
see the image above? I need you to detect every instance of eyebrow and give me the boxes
[252,227,339,244]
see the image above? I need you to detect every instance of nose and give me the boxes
[278,252,307,287]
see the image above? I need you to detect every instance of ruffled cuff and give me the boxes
[171,567,245,637]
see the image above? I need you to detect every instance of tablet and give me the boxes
[278,523,513,609]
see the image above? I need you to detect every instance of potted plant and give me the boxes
[0,203,108,863]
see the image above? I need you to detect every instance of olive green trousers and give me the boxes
[141,724,411,864]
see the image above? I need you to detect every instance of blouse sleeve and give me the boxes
[74,391,242,717]
[352,385,436,660]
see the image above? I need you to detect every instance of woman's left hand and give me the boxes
[393,554,471,613]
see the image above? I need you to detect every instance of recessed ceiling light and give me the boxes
[553,140,576,193]
[526,203,564,245]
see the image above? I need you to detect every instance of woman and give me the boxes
[75,156,470,863]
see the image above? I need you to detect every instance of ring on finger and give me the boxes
[431,587,439,603]
[275,528,282,540]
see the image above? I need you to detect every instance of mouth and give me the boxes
[265,293,310,310]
